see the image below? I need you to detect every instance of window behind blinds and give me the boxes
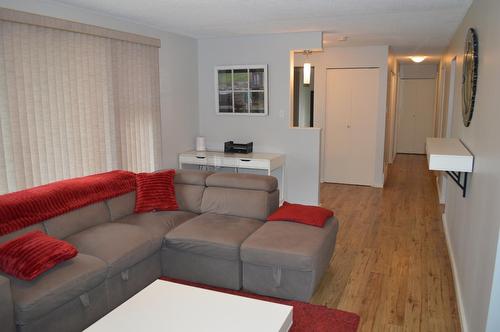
[0,17,161,194]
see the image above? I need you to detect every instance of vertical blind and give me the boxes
[0,19,161,194]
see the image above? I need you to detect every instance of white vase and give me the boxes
[196,137,206,151]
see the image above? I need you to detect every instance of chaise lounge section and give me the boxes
[241,217,339,301]
[0,170,338,332]
[162,173,279,290]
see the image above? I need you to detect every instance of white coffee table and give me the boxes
[85,280,293,332]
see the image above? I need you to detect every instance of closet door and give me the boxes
[396,79,436,154]
[324,68,379,186]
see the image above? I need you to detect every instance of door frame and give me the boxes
[384,69,399,165]
[444,58,457,138]
[439,57,457,203]
[436,62,447,138]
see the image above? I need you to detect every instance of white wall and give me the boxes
[441,0,500,331]
[197,32,323,204]
[399,63,438,79]
[295,46,389,187]
[434,60,449,204]
[0,0,199,169]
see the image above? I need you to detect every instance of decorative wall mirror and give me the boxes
[215,65,268,116]
[292,66,315,127]
[462,28,479,127]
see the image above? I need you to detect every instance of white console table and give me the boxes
[426,138,474,197]
[179,151,286,201]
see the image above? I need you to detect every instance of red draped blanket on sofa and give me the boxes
[0,171,136,236]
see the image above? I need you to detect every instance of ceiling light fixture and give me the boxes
[410,56,426,63]
[303,50,312,85]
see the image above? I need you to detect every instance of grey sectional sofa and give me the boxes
[0,170,338,332]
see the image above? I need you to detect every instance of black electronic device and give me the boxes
[224,141,253,154]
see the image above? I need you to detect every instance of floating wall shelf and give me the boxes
[426,138,474,197]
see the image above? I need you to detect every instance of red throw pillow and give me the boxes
[135,170,178,213]
[267,201,334,227]
[0,231,78,280]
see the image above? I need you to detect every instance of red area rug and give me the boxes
[160,277,360,332]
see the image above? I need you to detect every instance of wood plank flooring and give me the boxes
[311,154,461,331]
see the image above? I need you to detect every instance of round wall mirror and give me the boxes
[462,28,479,127]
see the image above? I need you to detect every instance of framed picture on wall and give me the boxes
[214,64,268,116]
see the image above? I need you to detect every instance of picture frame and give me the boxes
[214,64,268,116]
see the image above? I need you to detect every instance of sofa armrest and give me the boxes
[0,275,15,332]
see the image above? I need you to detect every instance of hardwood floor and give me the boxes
[311,154,461,331]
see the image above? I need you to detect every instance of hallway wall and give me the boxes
[441,0,500,331]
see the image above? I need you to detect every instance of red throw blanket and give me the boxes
[0,171,136,236]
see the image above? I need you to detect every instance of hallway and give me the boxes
[312,154,461,331]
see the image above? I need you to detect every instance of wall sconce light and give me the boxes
[303,62,311,85]
[303,50,312,85]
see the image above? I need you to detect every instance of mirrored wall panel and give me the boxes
[293,66,315,127]
[215,65,268,116]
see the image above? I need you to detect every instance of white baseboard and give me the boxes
[442,213,468,332]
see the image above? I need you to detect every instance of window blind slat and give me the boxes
[0,20,161,194]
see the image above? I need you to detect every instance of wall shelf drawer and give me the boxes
[237,158,269,169]
[179,155,209,165]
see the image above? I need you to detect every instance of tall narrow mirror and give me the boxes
[293,66,314,127]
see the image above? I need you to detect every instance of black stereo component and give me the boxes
[224,141,253,154]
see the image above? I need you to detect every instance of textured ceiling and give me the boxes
[53,0,473,55]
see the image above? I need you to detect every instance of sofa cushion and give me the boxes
[64,223,155,277]
[201,187,278,221]
[114,211,197,249]
[43,202,110,239]
[206,173,278,192]
[164,213,263,261]
[0,275,15,332]
[106,192,135,221]
[175,183,205,214]
[0,224,46,245]
[0,231,78,281]
[135,170,178,213]
[241,217,339,270]
[6,253,106,324]
[174,169,213,186]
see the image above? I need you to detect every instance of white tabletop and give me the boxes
[180,150,284,160]
[84,280,293,332]
[426,137,474,172]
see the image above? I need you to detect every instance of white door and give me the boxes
[324,68,379,186]
[396,79,436,154]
